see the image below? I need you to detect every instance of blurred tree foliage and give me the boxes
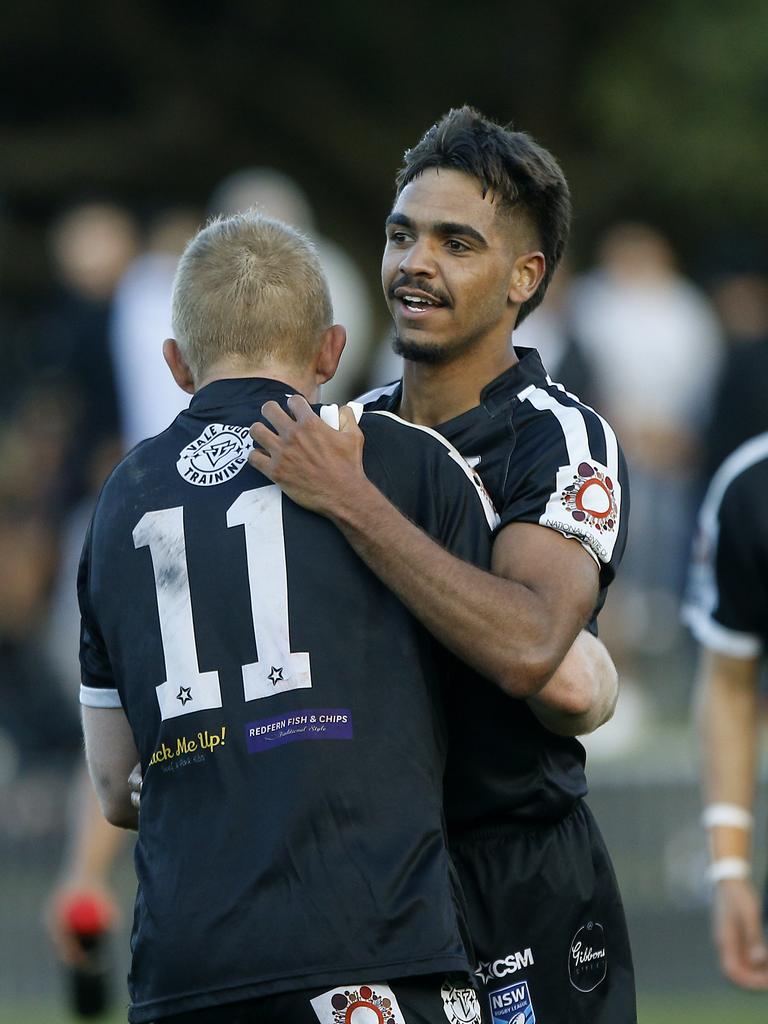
[0,0,765,289]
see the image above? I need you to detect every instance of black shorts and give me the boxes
[153,973,488,1024]
[450,800,637,1024]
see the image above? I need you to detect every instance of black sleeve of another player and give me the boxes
[361,417,495,570]
[78,518,119,699]
[697,475,768,640]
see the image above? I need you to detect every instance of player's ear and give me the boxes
[163,339,196,394]
[507,251,546,307]
[314,324,347,385]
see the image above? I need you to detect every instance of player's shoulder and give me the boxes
[354,378,401,410]
[701,432,768,522]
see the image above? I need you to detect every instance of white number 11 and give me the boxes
[133,485,312,720]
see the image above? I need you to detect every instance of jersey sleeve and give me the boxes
[498,385,629,587]
[78,518,122,708]
[683,466,767,658]
[361,411,497,569]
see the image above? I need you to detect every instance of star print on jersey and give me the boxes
[176,686,193,706]
[475,963,494,985]
[268,666,284,686]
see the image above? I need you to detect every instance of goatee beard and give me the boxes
[392,332,449,365]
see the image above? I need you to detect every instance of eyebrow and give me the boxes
[385,212,489,249]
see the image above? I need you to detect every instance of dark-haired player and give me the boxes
[250,107,636,1023]
[683,432,768,990]
[80,212,498,1023]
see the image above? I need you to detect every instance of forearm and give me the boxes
[82,707,140,831]
[527,631,618,736]
[696,650,760,863]
[333,482,571,697]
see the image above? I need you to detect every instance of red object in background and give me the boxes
[61,894,114,1018]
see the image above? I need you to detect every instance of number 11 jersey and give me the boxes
[78,377,495,1022]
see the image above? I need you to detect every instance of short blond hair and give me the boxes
[171,212,333,380]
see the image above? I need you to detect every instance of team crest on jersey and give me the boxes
[441,980,482,1023]
[176,423,252,486]
[310,983,406,1024]
[488,980,536,1024]
[540,460,621,564]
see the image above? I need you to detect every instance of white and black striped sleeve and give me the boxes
[682,434,768,658]
[499,382,629,582]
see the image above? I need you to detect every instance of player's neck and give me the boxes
[195,361,319,402]
[398,341,519,427]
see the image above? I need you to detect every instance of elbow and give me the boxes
[97,786,138,830]
[496,647,559,700]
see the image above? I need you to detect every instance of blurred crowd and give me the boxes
[1,171,768,804]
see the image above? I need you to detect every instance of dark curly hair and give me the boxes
[396,106,571,325]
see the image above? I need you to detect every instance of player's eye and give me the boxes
[388,231,411,245]
[446,238,470,253]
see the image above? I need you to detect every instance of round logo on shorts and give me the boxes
[176,423,252,486]
[441,981,482,1024]
[568,921,607,992]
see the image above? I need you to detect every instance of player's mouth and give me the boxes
[393,286,449,318]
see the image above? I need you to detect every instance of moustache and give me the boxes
[388,276,451,308]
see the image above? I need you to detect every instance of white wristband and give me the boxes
[707,857,751,883]
[701,804,754,830]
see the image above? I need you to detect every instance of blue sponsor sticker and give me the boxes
[246,709,353,753]
[488,980,536,1024]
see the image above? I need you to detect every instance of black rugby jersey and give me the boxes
[78,377,495,1022]
[360,348,630,827]
[683,431,768,657]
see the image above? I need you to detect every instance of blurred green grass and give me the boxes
[4,992,768,1023]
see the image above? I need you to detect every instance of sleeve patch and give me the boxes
[539,459,622,564]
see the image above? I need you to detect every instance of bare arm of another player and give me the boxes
[251,398,599,699]
[527,630,618,736]
[82,706,140,831]
[46,766,125,965]
[696,648,768,990]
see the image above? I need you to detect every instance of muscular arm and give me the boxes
[82,706,140,831]
[250,398,599,699]
[696,648,768,989]
[528,630,618,735]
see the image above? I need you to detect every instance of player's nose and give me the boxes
[399,238,437,278]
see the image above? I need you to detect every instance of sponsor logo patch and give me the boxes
[568,921,607,992]
[441,980,482,1023]
[246,709,353,753]
[177,423,252,486]
[475,948,534,984]
[310,983,405,1023]
[488,980,536,1024]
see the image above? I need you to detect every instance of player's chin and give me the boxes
[392,332,450,365]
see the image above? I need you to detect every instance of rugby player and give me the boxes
[80,212,500,1023]
[249,107,636,1023]
[684,431,768,990]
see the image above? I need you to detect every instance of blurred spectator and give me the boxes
[210,168,373,402]
[570,223,723,654]
[513,263,596,402]
[34,202,139,508]
[110,208,200,448]
[704,272,768,479]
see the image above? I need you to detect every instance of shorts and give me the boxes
[153,972,488,1024]
[450,800,637,1024]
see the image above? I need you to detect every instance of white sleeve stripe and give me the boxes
[543,377,620,479]
[319,402,364,429]
[681,604,763,659]
[367,410,500,531]
[521,385,619,478]
[80,684,123,708]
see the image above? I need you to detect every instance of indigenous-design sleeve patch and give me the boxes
[177,423,253,486]
[310,983,406,1024]
[540,460,621,565]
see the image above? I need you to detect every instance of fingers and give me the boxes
[128,762,143,810]
[261,400,296,432]
[287,394,313,422]
[338,404,362,433]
